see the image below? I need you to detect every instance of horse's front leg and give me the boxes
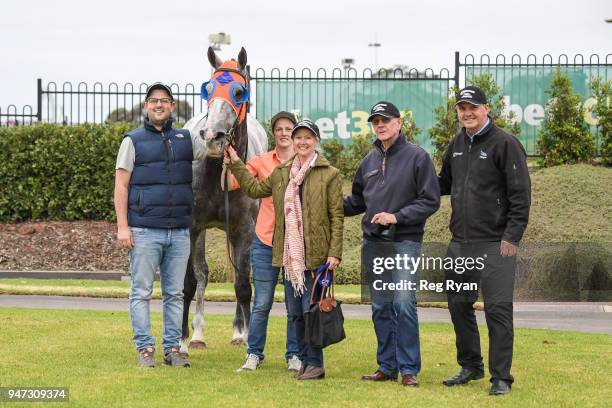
[181,227,208,353]
[228,218,254,346]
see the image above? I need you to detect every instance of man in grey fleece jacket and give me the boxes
[344,101,440,387]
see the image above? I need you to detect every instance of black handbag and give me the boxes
[305,268,346,349]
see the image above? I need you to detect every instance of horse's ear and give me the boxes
[237,47,247,71]
[207,47,222,69]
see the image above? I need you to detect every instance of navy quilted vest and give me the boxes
[127,119,193,228]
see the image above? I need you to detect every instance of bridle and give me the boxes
[201,64,250,162]
[200,62,251,273]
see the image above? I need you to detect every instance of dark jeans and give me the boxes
[284,273,324,368]
[247,235,299,361]
[445,241,516,384]
[363,239,422,377]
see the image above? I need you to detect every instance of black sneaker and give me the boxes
[137,347,155,368]
[163,348,191,367]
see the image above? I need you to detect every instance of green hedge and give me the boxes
[0,123,379,222]
[0,123,133,221]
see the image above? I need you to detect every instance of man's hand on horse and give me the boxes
[224,145,240,164]
[117,226,134,249]
[326,256,340,270]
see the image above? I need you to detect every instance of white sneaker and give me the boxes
[237,353,261,372]
[287,355,302,372]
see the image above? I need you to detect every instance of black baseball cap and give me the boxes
[145,82,174,100]
[271,111,297,129]
[367,101,401,122]
[292,119,320,139]
[455,86,487,106]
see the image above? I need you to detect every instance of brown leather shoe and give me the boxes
[297,365,325,380]
[294,363,307,379]
[401,374,419,387]
[361,370,397,381]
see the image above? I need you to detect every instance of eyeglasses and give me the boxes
[146,98,173,105]
[371,117,392,126]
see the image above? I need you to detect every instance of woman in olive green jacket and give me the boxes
[225,119,343,381]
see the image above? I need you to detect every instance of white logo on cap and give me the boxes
[372,103,387,112]
[460,90,476,99]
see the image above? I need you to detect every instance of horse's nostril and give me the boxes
[215,132,226,140]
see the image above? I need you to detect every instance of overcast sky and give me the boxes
[1,0,610,108]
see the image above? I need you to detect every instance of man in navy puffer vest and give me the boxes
[114,83,206,368]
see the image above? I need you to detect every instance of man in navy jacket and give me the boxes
[114,83,206,368]
[344,101,440,387]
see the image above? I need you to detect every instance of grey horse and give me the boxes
[180,47,267,351]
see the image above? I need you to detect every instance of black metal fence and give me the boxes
[2,52,611,155]
[0,79,206,126]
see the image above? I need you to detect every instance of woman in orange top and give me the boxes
[229,112,302,373]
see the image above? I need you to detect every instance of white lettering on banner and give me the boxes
[312,110,415,138]
[316,117,334,139]
[583,97,598,126]
[524,104,545,126]
[503,96,523,124]
[504,95,547,126]
[503,96,598,127]
[335,111,351,139]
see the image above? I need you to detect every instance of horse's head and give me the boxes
[200,46,249,158]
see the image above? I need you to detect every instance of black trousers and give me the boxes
[445,241,516,383]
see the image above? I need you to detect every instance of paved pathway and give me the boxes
[1,295,610,334]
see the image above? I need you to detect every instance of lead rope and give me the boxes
[220,100,248,278]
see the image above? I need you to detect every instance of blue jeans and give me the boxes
[129,227,190,353]
[363,239,421,377]
[247,235,299,360]
[285,273,324,368]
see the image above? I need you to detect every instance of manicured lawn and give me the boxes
[0,279,362,304]
[0,279,455,308]
[0,308,610,407]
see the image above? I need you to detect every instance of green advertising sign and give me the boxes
[467,66,611,154]
[255,79,450,153]
[254,63,610,156]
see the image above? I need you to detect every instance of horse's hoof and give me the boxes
[189,340,207,349]
[230,338,246,346]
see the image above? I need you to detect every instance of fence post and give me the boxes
[454,51,460,89]
[36,78,42,122]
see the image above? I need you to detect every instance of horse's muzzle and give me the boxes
[206,140,226,158]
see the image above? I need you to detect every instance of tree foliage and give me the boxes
[590,76,612,165]
[428,85,459,164]
[537,69,595,167]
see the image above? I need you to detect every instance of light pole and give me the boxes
[207,32,231,76]
[368,34,381,73]
[341,58,355,77]
[208,32,231,51]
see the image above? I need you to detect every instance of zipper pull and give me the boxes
[381,156,386,176]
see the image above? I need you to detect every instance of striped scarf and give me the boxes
[283,154,317,296]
